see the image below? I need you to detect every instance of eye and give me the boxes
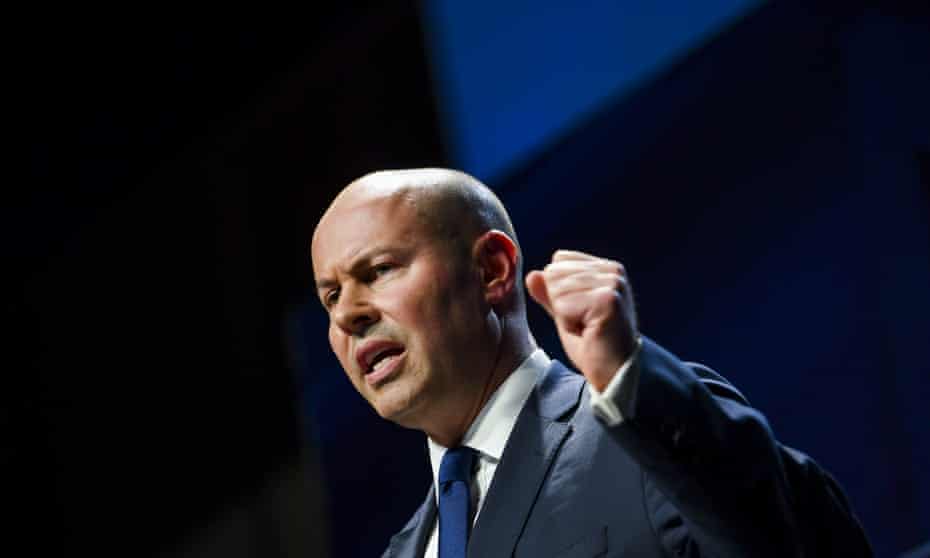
[370,262,395,279]
[324,288,340,308]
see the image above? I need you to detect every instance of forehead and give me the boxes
[311,188,426,273]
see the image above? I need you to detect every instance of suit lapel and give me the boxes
[467,361,584,558]
[387,487,437,558]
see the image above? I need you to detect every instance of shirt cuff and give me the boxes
[589,337,643,427]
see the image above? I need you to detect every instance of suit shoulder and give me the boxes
[684,361,751,406]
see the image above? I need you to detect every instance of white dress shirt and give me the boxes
[422,339,643,557]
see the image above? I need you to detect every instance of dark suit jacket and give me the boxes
[383,337,872,557]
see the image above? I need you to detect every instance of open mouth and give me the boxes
[365,348,406,386]
[356,341,407,387]
[367,346,405,375]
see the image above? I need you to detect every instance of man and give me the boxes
[311,168,871,557]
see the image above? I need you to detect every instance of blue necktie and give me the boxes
[438,446,476,558]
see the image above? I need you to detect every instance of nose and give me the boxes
[331,284,378,336]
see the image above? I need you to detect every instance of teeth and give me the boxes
[372,354,396,372]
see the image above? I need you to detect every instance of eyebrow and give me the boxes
[314,277,337,292]
[314,245,400,292]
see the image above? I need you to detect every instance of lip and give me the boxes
[355,339,406,378]
[364,350,405,386]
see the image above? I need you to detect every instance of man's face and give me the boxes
[311,187,495,432]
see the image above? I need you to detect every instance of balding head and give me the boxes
[351,169,518,246]
[314,168,525,309]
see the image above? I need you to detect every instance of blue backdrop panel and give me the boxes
[422,0,762,181]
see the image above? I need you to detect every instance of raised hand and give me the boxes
[525,250,638,391]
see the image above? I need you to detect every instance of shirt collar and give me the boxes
[428,348,551,486]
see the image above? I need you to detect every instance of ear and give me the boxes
[474,230,518,305]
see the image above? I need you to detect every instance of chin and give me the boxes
[370,386,426,429]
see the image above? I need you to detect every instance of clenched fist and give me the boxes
[525,250,638,392]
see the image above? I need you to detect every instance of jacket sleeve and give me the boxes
[605,336,872,557]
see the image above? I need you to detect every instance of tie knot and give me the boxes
[439,446,475,485]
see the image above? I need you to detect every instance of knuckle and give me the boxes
[595,287,622,312]
[551,298,572,317]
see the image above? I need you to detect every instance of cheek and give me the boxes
[328,325,351,368]
[410,285,453,331]
[411,285,476,350]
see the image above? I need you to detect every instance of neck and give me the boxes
[427,318,536,448]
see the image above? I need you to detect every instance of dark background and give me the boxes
[11,2,929,557]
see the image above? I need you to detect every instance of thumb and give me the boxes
[525,270,554,317]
